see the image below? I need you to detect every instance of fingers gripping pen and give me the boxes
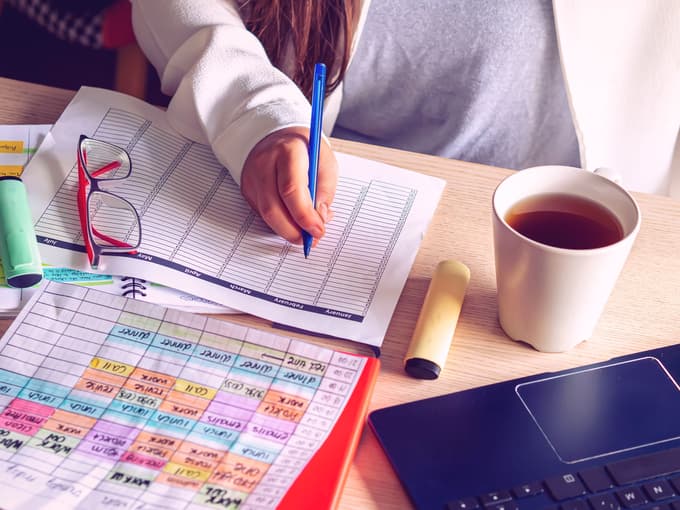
[0,177,43,288]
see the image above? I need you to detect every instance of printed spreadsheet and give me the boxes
[0,281,366,510]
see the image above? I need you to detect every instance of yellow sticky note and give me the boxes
[0,141,24,154]
[0,165,24,177]
[174,379,217,400]
[90,357,135,377]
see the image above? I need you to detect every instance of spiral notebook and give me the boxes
[0,268,237,318]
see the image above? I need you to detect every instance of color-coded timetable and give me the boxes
[0,281,367,509]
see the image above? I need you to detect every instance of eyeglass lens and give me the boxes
[80,138,131,180]
[87,190,141,250]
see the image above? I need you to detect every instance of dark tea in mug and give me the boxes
[504,193,624,249]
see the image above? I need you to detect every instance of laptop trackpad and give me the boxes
[516,356,680,463]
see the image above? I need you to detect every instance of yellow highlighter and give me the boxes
[404,259,470,379]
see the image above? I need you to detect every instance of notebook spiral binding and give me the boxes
[120,277,148,298]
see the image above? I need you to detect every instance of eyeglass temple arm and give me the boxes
[91,161,122,178]
[81,147,122,178]
[91,226,139,254]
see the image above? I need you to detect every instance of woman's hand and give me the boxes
[241,126,338,246]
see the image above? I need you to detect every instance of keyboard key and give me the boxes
[560,499,588,510]
[447,498,480,510]
[588,492,621,510]
[615,486,646,508]
[511,482,543,498]
[579,466,613,492]
[671,475,680,493]
[479,491,512,507]
[484,503,518,510]
[644,480,675,501]
[606,446,680,485]
[545,473,586,500]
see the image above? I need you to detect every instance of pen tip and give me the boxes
[303,232,312,258]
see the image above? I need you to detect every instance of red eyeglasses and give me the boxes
[76,134,141,269]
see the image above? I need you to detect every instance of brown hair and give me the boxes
[243,1,359,100]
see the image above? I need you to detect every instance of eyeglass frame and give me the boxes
[76,134,142,269]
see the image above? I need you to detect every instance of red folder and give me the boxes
[278,356,381,509]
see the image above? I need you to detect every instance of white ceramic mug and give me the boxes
[492,166,641,352]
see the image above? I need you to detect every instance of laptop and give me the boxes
[369,343,680,509]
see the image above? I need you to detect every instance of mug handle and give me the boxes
[593,167,623,186]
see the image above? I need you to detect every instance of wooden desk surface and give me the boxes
[1,77,679,509]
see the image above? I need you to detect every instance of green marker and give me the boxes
[0,176,42,288]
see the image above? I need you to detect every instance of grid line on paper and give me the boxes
[169,170,228,262]
[215,200,257,278]
[263,243,291,294]
[134,143,192,220]
[312,181,369,304]
[125,119,152,154]
[361,186,417,316]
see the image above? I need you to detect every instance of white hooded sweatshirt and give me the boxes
[131,0,680,198]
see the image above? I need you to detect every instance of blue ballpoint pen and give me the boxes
[303,63,327,258]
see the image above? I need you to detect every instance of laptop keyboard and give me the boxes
[447,445,680,510]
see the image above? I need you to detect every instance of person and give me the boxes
[130,0,680,247]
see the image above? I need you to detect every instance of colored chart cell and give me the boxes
[174,379,217,400]
[129,367,175,390]
[1,398,55,437]
[28,428,80,456]
[116,311,162,333]
[75,374,125,399]
[116,387,162,409]
[120,450,167,470]
[90,358,135,378]
[128,430,177,461]
[155,470,203,491]
[195,484,247,510]
[193,346,236,369]
[59,396,107,419]
[0,429,29,452]
[42,409,98,438]
[221,379,266,401]
[209,452,268,493]
[189,423,239,450]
